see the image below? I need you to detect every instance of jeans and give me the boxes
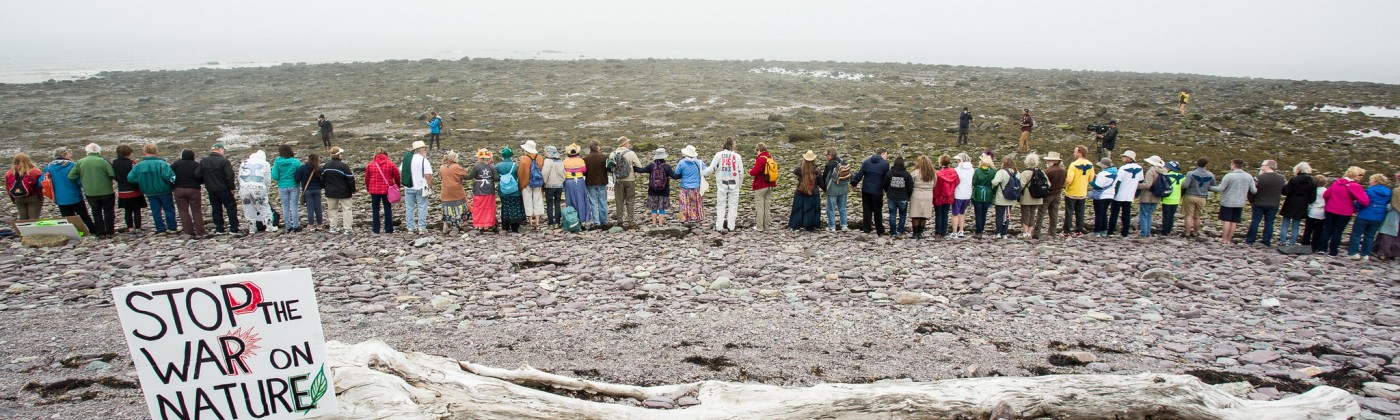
[146,194,176,233]
[714,185,739,230]
[754,187,773,230]
[173,188,206,236]
[1318,212,1351,256]
[994,205,1010,236]
[1064,197,1087,233]
[1349,217,1383,256]
[326,197,353,230]
[972,200,991,234]
[404,188,427,230]
[586,185,608,225]
[304,188,323,225]
[1138,202,1158,237]
[1245,205,1278,245]
[371,193,394,233]
[207,190,239,233]
[545,187,563,225]
[934,204,950,236]
[278,186,300,230]
[1279,217,1303,246]
[1092,199,1112,234]
[1161,204,1179,236]
[887,200,908,235]
[826,193,848,229]
[1109,200,1132,237]
[861,192,884,234]
[85,194,116,235]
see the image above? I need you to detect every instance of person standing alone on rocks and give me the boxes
[1179,90,1191,116]
[6,153,43,220]
[749,143,777,231]
[1210,159,1256,244]
[271,145,302,232]
[1245,160,1286,246]
[321,147,355,234]
[1097,120,1118,160]
[1018,108,1033,153]
[583,140,611,229]
[704,138,743,231]
[958,107,973,146]
[40,148,95,233]
[1278,162,1317,247]
[851,148,890,235]
[821,149,850,231]
[69,143,116,237]
[199,143,238,235]
[425,112,443,151]
[608,137,642,229]
[317,114,334,148]
[127,144,178,234]
[401,141,434,234]
[519,140,547,231]
[1062,146,1094,237]
[170,149,208,238]
[1180,158,1215,238]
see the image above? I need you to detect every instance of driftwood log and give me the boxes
[322,340,1359,419]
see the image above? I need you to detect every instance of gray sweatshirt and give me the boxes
[1211,169,1257,208]
[1182,167,1215,198]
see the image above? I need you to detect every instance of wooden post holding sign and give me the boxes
[112,268,338,419]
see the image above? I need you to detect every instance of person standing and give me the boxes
[1018,108,1033,153]
[1062,146,1094,236]
[958,107,973,145]
[41,148,96,232]
[199,143,238,235]
[321,147,355,234]
[400,141,433,234]
[952,153,975,238]
[1017,153,1045,239]
[583,140,610,229]
[1109,151,1144,237]
[704,138,743,231]
[296,154,324,230]
[1042,151,1066,237]
[1090,158,1119,238]
[970,152,996,238]
[364,148,400,234]
[518,140,547,231]
[317,114,334,148]
[113,145,147,233]
[497,147,526,233]
[1347,174,1391,261]
[1180,158,1216,238]
[1097,120,1119,159]
[821,149,850,231]
[908,156,936,239]
[1245,160,1286,246]
[606,138,642,228]
[789,150,823,232]
[425,112,443,151]
[469,149,498,231]
[1318,168,1369,256]
[238,150,275,232]
[562,144,590,224]
[69,143,116,237]
[1278,162,1317,247]
[1160,161,1186,236]
[674,145,707,225]
[542,146,566,227]
[1211,159,1257,245]
[882,156,913,237]
[170,149,207,238]
[437,151,468,234]
[6,153,43,220]
[749,143,777,231]
[1179,90,1191,116]
[271,145,302,232]
[1302,175,1329,248]
[635,148,676,226]
[851,148,890,235]
[934,154,959,237]
[127,144,177,234]
[1371,173,1400,261]
[990,157,1018,239]
[1135,155,1167,238]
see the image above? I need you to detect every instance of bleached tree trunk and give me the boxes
[322,340,1359,420]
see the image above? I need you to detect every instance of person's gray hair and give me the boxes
[53,148,70,159]
[1263,160,1278,170]
[1023,152,1041,168]
[1292,161,1312,175]
[84,143,102,154]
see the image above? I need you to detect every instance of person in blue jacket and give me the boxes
[850,148,889,235]
[1349,174,1393,261]
[38,148,95,232]
[426,112,443,151]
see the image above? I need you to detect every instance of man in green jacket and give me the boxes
[127,144,178,234]
[68,143,117,236]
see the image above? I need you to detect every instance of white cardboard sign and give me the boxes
[112,268,337,419]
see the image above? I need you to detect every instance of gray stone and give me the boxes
[83,360,111,371]
[1140,268,1175,282]
[868,292,889,300]
[607,226,624,234]
[993,301,1020,313]
[1162,343,1192,353]
[1359,397,1400,415]
[1051,351,1097,365]
[709,277,733,291]
[892,292,926,305]
[1260,298,1281,308]
[642,396,676,409]
[1379,310,1400,327]
[359,304,387,314]
[645,226,690,239]
[1364,382,1400,401]
[1362,348,1397,361]
[1086,362,1112,372]
[676,396,701,406]
[1238,350,1282,365]
[413,237,436,247]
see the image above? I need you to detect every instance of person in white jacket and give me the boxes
[238,150,276,233]
[1110,150,1145,237]
[703,138,744,231]
[1091,158,1119,237]
[952,153,975,238]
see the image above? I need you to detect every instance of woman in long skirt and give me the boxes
[562,143,590,223]
[497,147,527,233]
[788,150,822,231]
[439,151,469,233]
[470,149,498,230]
[675,145,706,223]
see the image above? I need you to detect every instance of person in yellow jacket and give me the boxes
[1160,161,1186,236]
[1179,90,1191,116]
[1061,145,1095,236]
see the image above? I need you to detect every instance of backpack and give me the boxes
[825,159,850,194]
[8,170,34,198]
[1027,168,1051,199]
[1149,171,1172,198]
[763,156,779,183]
[498,163,519,195]
[561,206,582,233]
[649,163,667,191]
[1000,169,1024,201]
[607,150,632,181]
[526,156,544,188]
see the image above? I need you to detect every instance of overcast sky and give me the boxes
[2,0,1397,84]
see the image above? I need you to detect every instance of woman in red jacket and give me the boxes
[934,154,960,237]
[6,153,44,220]
[365,148,401,234]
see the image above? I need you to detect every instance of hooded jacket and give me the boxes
[365,153,401,195]
[321,157,355,199]
[128,156,176,197]
[1279,173,1318,219]
[749,151,777,190]
[850,153,889,194]
[882,164,913,201]
[971,164,996,203]
[1357,184,1392,222]
[1063,158,1095,198]
[238,151,271,187]
[271,156,302,189]
[170,150,203,189]
[935,166,959,206]
[69,152,115,196]
[294,161,323,191]
[197,152,236,193]
[1090,166,1118,201]
[954,161,974,200]
[39,159,84,205]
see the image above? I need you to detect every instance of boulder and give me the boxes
[21,234,69,248]
[645,226,690,239]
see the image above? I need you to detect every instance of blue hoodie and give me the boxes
[39,159,84,205]
[1357,184,1392,221]
[675,157,706,190]
[427,116,442,134]
[850,153,889,193]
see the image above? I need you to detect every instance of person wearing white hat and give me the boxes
[400,140,434,234]
[703,138,744,231]
[518,140,546,230]
[1108,150,1143,237]
[1135,154,1168,238]
[608,137,642,228]
[635,148,677,226]
[674,144,707,224]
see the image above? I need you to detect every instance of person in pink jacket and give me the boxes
[1317,166,1371,256]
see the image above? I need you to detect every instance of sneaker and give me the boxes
[1348,254,1361,260]
[1362,256,1371,261]
[827,227,835,232]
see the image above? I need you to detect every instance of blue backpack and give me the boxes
[561,206,582,232]
[498,163,519,195]
[1000,169,1024,201]
[527,156,544,188]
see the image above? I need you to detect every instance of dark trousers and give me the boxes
[994,205,1011,236]
[957,128,969,145]
[934,204,951,236]
[123,206,143,230]
[1064,198,1087,233]
[1161,204,1179,236]
[545,187,563,225]
[861,193,884,234]
[428,133,441,150]
[371,193,395,233]
[1109,200,1132,237]
[58,202,96,234]
[85,194,116,236]
[1318,212,1352,256]
[1245,205,1278,245]
[173,187,207,236]
[972,200,991,234]
[1092,199,1112,234]
[321,132,333,147]
[1301,217,1324,246]
[207,190,240,233]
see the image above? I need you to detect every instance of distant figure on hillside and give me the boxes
[1018,108,1033,153]
[958,107,973,145]
[1096,120,1118,159]
[426,112,443,151]
[317,114,334,148]
[1179,90,1191,116]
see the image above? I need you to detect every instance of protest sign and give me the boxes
[112,268,337,419]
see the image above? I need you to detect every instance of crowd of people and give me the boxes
[5,135,1400,261]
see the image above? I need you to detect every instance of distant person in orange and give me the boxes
[1018,108,1033,153]
[1179,90,1191,116]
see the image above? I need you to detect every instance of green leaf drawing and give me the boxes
[302,364,329,415]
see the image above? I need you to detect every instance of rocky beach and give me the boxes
[2,58,1399,418]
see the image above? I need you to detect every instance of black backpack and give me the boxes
[1027,168,1051,199]
[7,170,33,198]
[1001,169,1024,201]
[1150,170,1172,198]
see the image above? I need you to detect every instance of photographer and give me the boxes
[1096,120,1118,159]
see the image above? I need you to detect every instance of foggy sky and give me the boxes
[2,0,1397,84]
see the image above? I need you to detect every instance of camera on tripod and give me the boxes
[1086,124,1110,134]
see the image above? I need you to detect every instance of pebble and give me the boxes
[1161,343,1191,353]
[83,361,110,371]
[1260,298,1281,308]
[359,304,387,314]
[676,396,700,406]
[1082,311,1113,321]
[709,277,733,291]
[1238,350,1281,365]
[892,291,925,305]
[1364,382,1400,401]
